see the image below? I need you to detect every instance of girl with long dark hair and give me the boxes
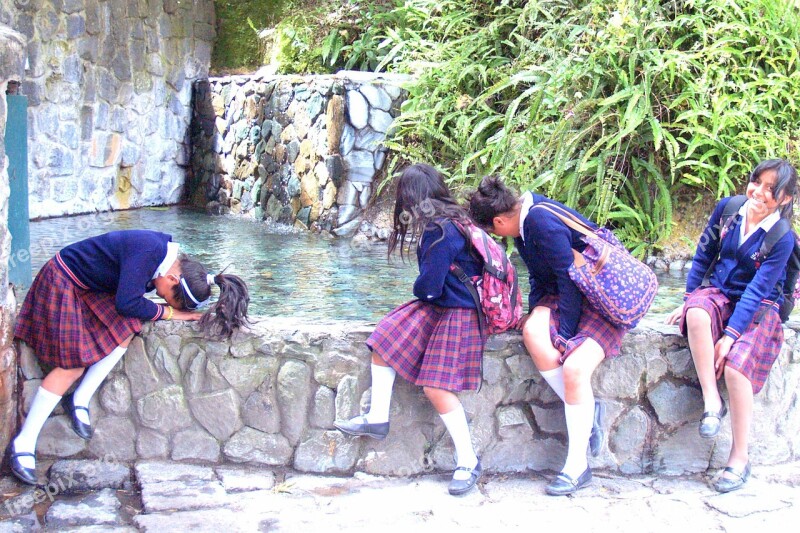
[8,230,249,485]
[335,163,485,496]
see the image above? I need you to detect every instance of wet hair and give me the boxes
[387,163,472,261]
[749,159,798,219]
[467,175,519,229]
[171,255,250,338]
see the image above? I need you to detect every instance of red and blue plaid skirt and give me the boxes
[14,257,142,369]
[679,286,782,394]
[366,300,485,392]
[537,295,627,362]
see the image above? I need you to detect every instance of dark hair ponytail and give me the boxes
[199,273,250,339]
[173,255,250,338]
[468,174,519,228]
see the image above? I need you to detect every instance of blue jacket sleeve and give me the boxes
[413,223,461,302]
[523,213,584,342]
[725,232,793,339]
[685,199,727,296]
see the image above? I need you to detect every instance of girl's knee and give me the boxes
[685,308,711,329]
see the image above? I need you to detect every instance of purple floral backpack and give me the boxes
[532,204,658,329]
[450,222,523,337]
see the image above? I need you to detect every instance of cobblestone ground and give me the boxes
[1,460,799,532]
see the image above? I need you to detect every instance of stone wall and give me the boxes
[0,0,216,219]
[17,316,800,476]
[0,26,26,464]
[189,72,406,235]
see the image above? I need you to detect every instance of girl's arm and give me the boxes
[413,223,459,302]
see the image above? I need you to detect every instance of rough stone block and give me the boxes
[277,360,312,446]
[88,417,137,462]
[38,416,87,457]
[188,389,242,441]
[136,385,192,433]
[223,427,293,465]
[215,466,275,492]
[45,488,122,528]
[310,386,336,429]
[172,428,220,462]
[648,381,703,427]
[99,374,131,416]
[136,428,170,460]
[294,430,360,473]
[48,460,131,493]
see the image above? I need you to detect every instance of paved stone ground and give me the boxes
[1,460,799,532]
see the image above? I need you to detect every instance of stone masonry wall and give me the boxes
[0,0,216,219]
[0,26,26,467]
[17,317,800,476]
[189,72,406,236]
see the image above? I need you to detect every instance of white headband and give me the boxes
[180,277,211,309]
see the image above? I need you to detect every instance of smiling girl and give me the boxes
[666,159,797,492]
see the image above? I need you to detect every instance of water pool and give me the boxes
[25,207,686,321]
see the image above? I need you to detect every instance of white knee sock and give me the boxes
[13,387,62,468]
[364,364,396,424]
[562,400,595,478]
[440,404,478,480]
[540,367,566,402]
[72,346,127,424]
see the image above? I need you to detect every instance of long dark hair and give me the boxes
[172,255,250,338]
[387,163,472,261]
[749,159,798,219]
[468,174,519,229]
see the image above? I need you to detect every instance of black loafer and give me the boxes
[699,398,727,439]
[714,462,751,493]
[589,400,606,457]
[63,393,93,440]
[448,460,482,496]
[546,467,592,496]
[334,415,389,440]
[7,444,38,486]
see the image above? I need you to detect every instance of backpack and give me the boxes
[449,222,523,338]
[706,195,800,322]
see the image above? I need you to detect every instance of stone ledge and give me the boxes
[20,316,800,476]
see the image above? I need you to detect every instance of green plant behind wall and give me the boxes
[212,0,286,72]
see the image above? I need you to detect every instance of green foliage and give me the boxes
[212,0,285,71]
[356,0,800,255]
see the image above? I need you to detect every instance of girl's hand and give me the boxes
[172,309,204,321]
[516,312,531,331]
[665,303,685,325]
[714,335,734,379]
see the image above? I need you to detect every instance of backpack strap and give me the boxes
[450,263,487,341]
[701,195,748,286]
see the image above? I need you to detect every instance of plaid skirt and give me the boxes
[14,257,142,369]
[537,295,627,362]
[679,286,783,394]
[366,300,485,392]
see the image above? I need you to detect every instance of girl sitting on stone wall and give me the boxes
[334,163,486,496]
[665,159,797,493]
[468,176,626,496]
[7,230,249,485]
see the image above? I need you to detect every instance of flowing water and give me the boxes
[24,207,686,321]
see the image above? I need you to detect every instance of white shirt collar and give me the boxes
[152,242,180,279]
[519,192,534,242]
[738,200,781,247]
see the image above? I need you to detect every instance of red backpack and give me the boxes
[450,222,524,337]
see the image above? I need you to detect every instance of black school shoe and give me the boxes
[334,415,390,440]
[448,459,482,496]
[714,462,751,493]
[545,467,592,496]
[589,400,606,457]
[63,393,94,440]
[6,443,38,486]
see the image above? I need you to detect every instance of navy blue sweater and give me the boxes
[57,230,172,321]
[514,194,596,343]
[685,196,793,340]
[413,220,482,309]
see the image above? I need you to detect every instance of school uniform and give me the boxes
[681,196,793,393]
[515,193,626,360]
[366,220,485,391]
[14,230,176,369]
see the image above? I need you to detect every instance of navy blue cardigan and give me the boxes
[514,194,597,343]
[57,230,173,321]
[413,220,482,309]
[685,196,793,340]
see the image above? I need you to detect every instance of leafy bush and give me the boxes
[348,0,800,255]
